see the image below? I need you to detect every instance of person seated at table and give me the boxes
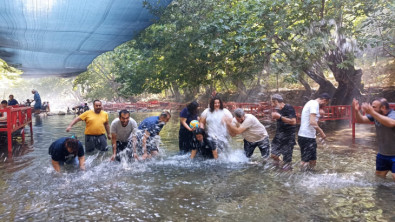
[0,100,8,122]
[190,128,218,159]
[48,137,85,173]
[8,95,18,106]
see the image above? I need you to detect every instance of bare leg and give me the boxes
[392,173,395,182]
[309,160,316,170]
[271,154,280,165]
[150,150,159,158]
[375,170,389,178]
[212,149,218,159]
[190,150,197,159]
[300,161,309,171]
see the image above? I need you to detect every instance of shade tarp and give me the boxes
[0,0,172,77]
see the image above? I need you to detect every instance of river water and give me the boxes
[0,112,394,221]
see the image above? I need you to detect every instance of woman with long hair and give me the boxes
[199,97,233,153]
[179,101,199,154]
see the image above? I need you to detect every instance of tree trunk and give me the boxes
[171,83,182,102]
[325,47,362,105]
[303,62,336,96]
[232,78,248,102]
[298,74,312,100]
[183,86,199,102]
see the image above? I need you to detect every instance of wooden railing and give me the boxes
[0,106,33,152]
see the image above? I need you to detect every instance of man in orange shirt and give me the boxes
[66,100,111,152]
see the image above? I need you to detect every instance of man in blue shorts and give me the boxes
[352,98,395,181]
[297,93,330,170]
[134,111,171,160]
[48,137,85,173]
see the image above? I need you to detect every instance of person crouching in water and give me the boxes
[48,137,85,173]
[190,128,218,159]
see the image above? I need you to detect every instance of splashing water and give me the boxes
[1,113,395,221]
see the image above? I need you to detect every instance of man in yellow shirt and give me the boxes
[66,100,111,152]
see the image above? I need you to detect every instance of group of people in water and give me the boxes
[49,94,395,182]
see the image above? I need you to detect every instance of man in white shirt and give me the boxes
[226,108,270,158]
[110,109,138,161]
[297,93,330,170]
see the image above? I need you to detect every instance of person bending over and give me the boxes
[134,111,171,160]
[190,128,218,159]
[226,108,270,159]
[48,137,85,172]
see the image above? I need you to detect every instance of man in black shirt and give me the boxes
[270,94,297,170]
[48,137,85,172]
[190,128,218,159]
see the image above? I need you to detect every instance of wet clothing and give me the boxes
[33,92,42,110]
[271,104,296,163]
[179,107,198,153]
[8,99,18,106]
[298,100,320,139]
[244,137,270,158]
[79,110,109,135]
[376,153,395,173]
[367,109,395,156]
[135,130,159,154]
[115,141,133,162]
[85,134,108,152]
[201,108,232,142]
[297,136,317,162]
[138,116,164,138]
[110,118,138,142]
[48,137,84,162]
[271,140,294,163]
[191,138,215,159]
[232,114,268,143]
[136,116,165,154]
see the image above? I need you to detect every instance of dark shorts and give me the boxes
[115,141,133,162]
[376,153,395,173]
[85,134,108,153]
[244,137,270,158]
[297,136,317,162]
[271,136,295,163]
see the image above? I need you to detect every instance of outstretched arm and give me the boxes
[225,118,246,136]
[66,116,82,132]
[110,133,117,161]
[78,156,85,170]
[52,160,61,172]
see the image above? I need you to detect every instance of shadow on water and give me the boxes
[0,113,394,221]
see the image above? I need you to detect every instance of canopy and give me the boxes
[0,0,172,77]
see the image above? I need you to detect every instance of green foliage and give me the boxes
[75,0,393,102]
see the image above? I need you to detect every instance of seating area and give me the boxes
[0,106,33,153]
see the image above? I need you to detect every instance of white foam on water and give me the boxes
[296,172,373,192]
